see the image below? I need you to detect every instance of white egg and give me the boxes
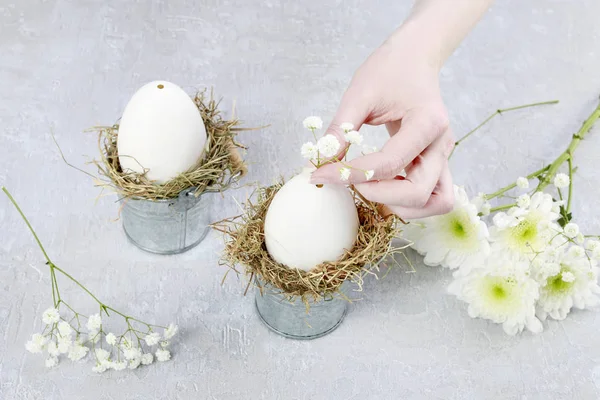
[264,168,360,271]
[117,80,208,184]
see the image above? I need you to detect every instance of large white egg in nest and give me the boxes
[264,168,360,271]
[117,80,208,184]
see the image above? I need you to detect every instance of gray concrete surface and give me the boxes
[2,1,600,399]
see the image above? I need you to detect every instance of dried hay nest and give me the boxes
[90,90,250,200]
[215,180,406,304]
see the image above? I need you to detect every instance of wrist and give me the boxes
[384,20,445,73]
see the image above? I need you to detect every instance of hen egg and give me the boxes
[264,168,360,271]
[117,81,208,184]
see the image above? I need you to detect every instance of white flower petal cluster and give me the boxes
[339,167,351,182]
[317,135,341,158]
[340,122,354,132]
[300,142,318,160]
[344,130,363,145]
[516,177,529,189]
[302,116,323,130]
[42,308,60,325]
[553,173,570,189]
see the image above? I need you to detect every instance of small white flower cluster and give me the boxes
[26,307,178,372]
[300,117,375,182]
[404,175,600,335]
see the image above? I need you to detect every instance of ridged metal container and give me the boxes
[254,279,350,340]
[121,187,212,254]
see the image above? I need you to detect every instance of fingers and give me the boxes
[387,164,454,219]
[310,107,449,185]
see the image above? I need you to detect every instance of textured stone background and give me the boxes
[2,0,600,399]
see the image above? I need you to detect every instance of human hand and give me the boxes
[310,29,455,219]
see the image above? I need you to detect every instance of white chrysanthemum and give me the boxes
[57,321,72,337]
[516,177,529,189]
[339,167,351,181]
[563,222,579,239]
[42,308,60,325]
[105,332,117,346]
[448,254,542,335]
[302,116,323,130]
[317,135,341,158]
[67,344,89,361]
[156,349,171,362]
[340,122,354,132]
[516,194,531,209]
[536,247,600,321]
[553,173,570,189]
[164,323,178,340]
[300,142,318,160]
[144,332,161,346]
[45,357,58,368]
[489,192,559,257]
[25,333,48,353]
[86,314,102,332]
[344,130,363,145]
[141,353,154,365]
[403,185,490,273]
[361,145,377,154]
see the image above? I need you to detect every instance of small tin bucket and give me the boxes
[121,187,213,254]
[254,278,350,340]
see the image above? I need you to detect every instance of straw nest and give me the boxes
[91,90,249,200]
[215,180,405,304]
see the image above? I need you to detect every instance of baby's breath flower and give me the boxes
[45,357,58,368]
[67,344,88,362]
[47,341,59,357]
[317,135,341,158]
[516,194,531,209]
[300,142,318,160]
[57,321,72,337]
[160,340,170,348]
[302,116,323,130]
[344,130,363,145]
[123,346,141,360]
[112,361,127,371]
[365,170,375,181]
[86,314,102,332]
[105,332,117,346]
[516,177,529,189]
[92,360,110,373]
[57,336,71,354]
[141,353,154,365]
[480,203,491,216]
[340,122,354,132]
[42,308,60,325]
[553,173,570,189]
[563,223,579,239]
[128,357,142,369]
[339,167,351,182]
[25,333,47,354]
[586,240,600,251]
[94,348,110,362]
[164,323,178,340]
[144,332,161,346]
[156,349,171,362]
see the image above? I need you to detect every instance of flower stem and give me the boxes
[450,99,559,158]
[486,165,550,200]
[489,203,515,213]
[566,155,574,214]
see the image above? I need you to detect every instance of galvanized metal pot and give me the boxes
[121,187,212,254]
[254,278,350,340]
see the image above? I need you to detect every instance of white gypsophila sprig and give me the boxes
[317,135,341,158]
[300,142,318,160]
[344,130,363,145]
[516,177,530,189]
[302,116,323,130]
[553,173,570,189]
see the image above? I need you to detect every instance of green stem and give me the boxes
[566,154,574,214]
[486,165,550,200]
[450,99,559,158]
[489,203,515,213]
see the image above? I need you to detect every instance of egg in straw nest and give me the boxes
[89,84,252,200]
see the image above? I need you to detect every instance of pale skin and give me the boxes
[310,0,495,219]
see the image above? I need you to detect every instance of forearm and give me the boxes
[388,0,494,69]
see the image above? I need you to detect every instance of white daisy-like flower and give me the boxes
[45,357,58,368]
[47,341,59,357]
[403,185,490,273]
[57,321,72,338]
[67,344,89,362]
[25,333,48,354]
[144,332,161,346]
[339,122,354,133]
[516,177,529,189]
[105,332,117,346]
[448,254,542,335]
[317,135,341,158]
[300,142,318,160]
[141,353,154,365]
[553,173,570,189]
[42,308,60,325]
[156,349,171,362]
[344,130,363,145]
[536,247,600,321]
[361,145,377,155]
[302,116,323,130]
[489,192,559,257]
[563,222,579,239]
[164,323,178,340]
[365,170,375,181]
[339,167,351,181]
[86,314,102,332]
[516,194,531,209]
